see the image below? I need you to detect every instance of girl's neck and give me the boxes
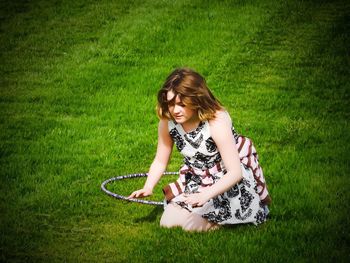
[181,118,201,133]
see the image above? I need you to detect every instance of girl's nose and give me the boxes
[173,105,181,113]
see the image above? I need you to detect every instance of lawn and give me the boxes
[1,0,349,262]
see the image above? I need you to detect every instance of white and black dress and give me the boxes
[163,115,271,225]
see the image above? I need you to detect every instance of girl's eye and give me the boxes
[178,103,186,107]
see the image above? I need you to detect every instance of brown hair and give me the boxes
[157,68,223,121]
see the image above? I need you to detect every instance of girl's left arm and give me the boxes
[184,111,243,207]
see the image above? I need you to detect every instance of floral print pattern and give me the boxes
[168,119,269,225]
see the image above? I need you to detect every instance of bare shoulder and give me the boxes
[159,117,169,127]
[207,111,235,150]
[158,118,173,144]
[158,118,170,134]
[208,110,232,129]
[208,111,233,141]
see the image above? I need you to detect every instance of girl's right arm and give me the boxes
[128,119,173,198]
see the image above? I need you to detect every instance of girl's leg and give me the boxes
[160,203,219,232]
[160,203,190,228]
[182,212,219,232]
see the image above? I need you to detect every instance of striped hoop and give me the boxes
[101,172,178,206]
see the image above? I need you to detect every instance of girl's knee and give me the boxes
[160,216,179,228]
[182,213,219,232]
[159,203,188,228]
[159,203,219,231]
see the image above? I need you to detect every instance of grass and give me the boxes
[1,0,349,262]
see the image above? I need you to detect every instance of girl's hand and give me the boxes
[128,187,153,199]
[183,191,210,207]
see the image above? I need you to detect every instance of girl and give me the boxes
[129,68,271,231]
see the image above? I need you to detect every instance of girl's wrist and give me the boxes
[143,185,154,192]
[201,188,214,201]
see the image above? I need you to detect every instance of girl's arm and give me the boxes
[128,118,173,198]
[184,111,243,206]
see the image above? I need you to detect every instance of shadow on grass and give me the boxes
[133,206,163,223]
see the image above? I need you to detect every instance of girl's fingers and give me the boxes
[130,189,150,199]
[183,195,204,207]
[128,192,136,199]
[128,190,141,199]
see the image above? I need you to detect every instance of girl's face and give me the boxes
[166,90,198,125]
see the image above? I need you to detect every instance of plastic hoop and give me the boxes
[101,172,178,206]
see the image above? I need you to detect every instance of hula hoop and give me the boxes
[101,172,178,206]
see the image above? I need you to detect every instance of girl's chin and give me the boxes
[174,117,186,123]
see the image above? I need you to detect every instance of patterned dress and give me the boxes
[162,115,271,225]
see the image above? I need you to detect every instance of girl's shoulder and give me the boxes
[208,111,235,142]
[208,110,232,128]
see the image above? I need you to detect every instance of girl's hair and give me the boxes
[157,68,223,121]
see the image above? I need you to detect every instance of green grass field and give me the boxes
[1,0,349,262]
